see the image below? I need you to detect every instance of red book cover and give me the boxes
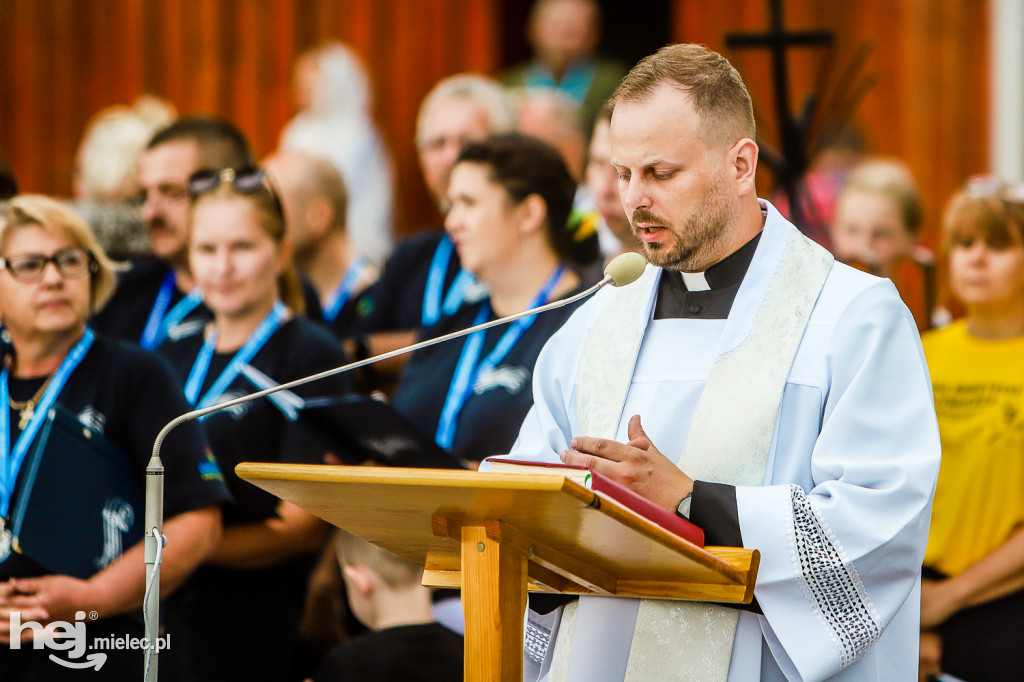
[484,458,705,547]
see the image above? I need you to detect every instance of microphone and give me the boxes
[141,251,646,680]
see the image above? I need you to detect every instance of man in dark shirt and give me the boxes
[92,117,253,348]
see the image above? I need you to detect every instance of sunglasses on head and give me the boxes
[963,175,1024,204]
[187,166,285,218]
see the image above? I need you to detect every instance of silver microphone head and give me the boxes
[604,252,647,287]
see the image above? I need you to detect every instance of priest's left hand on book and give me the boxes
[560,414,694,513]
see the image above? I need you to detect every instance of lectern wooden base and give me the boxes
[237,464,759,682]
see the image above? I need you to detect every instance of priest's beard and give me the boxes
[631,174,737,272]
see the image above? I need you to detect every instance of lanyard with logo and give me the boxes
[184,302,287,409]
[0,328,95,518]
[422,235,475,328]
[322,257,367,324]
[434,265,564,450]
[140,271,204,351]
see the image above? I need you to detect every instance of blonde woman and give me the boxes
[0,195,227,680]
[160,167,351,682]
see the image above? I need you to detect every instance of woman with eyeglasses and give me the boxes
[0,195,229,681]
[918,179,1024,681]
[159,167,353,682]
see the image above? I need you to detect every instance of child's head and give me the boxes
[941,177,1024,314]
[336,530,424,629]
[830,159,923,275]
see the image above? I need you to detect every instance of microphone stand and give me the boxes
[141,271,622,681]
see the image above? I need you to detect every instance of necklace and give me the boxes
[8,375,54,430]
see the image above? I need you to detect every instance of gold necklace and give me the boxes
[8,375,54,430]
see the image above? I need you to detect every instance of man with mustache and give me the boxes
[491,44,941,681]
[92,117,254,348]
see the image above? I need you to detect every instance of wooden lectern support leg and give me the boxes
[460,522,527,681]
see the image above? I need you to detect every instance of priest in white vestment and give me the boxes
[486,44,941,682]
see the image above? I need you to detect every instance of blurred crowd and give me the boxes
[0,1,1020,680]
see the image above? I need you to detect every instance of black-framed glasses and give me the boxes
[187,166,284,219]
[963,175,1024,203]
[0,247,95,283]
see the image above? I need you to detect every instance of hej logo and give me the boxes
[9,609,170,671]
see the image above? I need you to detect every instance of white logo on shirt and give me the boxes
[78,407,106,434]
[473,366,530,396]
[167,319,206,341]
[95,498,134,570]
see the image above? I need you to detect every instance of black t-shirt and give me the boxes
[314,622,463,682]
[1,333,231,580]
[353,230,463,335]
[92,259,211,346]
[160,316,351,525]
[161,316,351,682]
[321,287,364,341]
[392,287,586,463]
[93,259,325,348]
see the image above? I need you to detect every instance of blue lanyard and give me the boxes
[523,59,597,103]
[434,265,565,450]
[422,235,475,327]
[184,302,287,408]
[140,271,204,351]
[322,257,367,324]
[0,328,95,517]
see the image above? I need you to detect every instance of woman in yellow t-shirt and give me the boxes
[920,177,1024,681]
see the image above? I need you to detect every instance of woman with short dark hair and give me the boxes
[392,133,589,466]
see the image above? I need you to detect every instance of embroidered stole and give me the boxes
[551,225,834,681]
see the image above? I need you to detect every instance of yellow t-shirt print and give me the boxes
[922,320,1024,576]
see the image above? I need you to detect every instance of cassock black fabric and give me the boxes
[653,230,761,320]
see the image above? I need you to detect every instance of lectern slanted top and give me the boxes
[236,463,759,681]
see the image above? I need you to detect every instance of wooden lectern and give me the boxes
[237,463,759,681]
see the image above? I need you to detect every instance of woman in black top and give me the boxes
[0,195,229,681]
[160,167,351,682]
[393,133,590,465]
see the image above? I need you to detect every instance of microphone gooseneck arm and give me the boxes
[150,272,611,458]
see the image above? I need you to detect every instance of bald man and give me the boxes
[264,149,376,339]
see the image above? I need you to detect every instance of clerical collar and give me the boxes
[681,271,710,291]
[653,231,763,320]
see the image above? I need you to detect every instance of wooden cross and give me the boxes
[726,0,833,234]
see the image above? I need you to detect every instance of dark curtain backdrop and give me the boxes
[0,0,988,247]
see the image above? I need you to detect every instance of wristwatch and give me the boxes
[676,488,693,519]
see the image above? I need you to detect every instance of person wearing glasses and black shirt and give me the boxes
[91,117,255,350]
[0,195,230,681]
[159,167,352,682]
